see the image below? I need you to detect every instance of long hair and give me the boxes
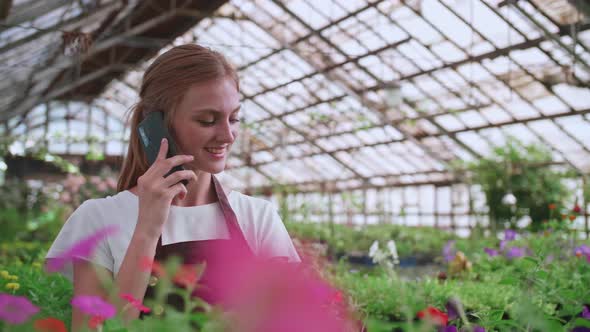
[116,44,239,192]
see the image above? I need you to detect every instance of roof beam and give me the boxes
[0,1,121,56]
[241,170,457,195]
[268,0,467,167]
[0,9,178,122]
[0,0,70,30]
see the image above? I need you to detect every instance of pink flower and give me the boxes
[105,178,118,190]
[64,174,86,193]
[46,225,119,273]
[71,295,116,318]
[96,181,108,192]
[89,176,101,186]
[203,240,358,332]
[59,192,72,203]
[0,294,39,324]
[120,294,150,313]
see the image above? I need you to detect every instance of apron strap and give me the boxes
[211,174,253,256]
[154,174,253,255]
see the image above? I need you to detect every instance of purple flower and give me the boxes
[545,255,554,264]
[443,240,456,262]
[439,326,457,332]
[572,328,590,332]
[47,225,119,272]
[506,247,526,259]
[484,247,499,257]
[504,229,517,241]
[0,294,39,324]
[582,305,590,319]
[71,295,116,318]
[499,240,507,251]
[445,298,462,321]
[574,245,590,257]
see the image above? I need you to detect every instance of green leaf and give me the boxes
[536,270,549,280]
[499,276,519,286]
[571,318,590,328]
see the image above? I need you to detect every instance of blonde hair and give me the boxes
[117,44,239,192]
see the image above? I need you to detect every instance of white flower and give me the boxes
[386,240,400,265]
[369,240,379,258]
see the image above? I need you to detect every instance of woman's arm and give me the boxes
[72,139,197,330]
[72,229,158,331]
[112,229,159,320]
[72,261,111,331]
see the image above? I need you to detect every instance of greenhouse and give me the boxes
[1,0,589,331]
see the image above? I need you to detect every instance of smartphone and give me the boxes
[137,111,189,186]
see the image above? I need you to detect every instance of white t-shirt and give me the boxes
[46,190,300,281]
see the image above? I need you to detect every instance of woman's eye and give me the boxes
[196,118,240,126]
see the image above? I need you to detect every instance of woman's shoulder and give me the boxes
[229,190,275,212]
[71,191,135,220]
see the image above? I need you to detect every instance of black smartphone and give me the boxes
[137,111,189,186]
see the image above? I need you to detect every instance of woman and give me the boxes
[46,44,300,330]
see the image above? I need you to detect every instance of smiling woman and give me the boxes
[44,44,300,331]
[171,79,242,175]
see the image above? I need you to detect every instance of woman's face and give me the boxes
[171,77,241,174]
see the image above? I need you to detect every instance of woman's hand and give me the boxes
[134,138,197,239]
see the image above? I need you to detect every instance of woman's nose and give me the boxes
[217,121,236,143]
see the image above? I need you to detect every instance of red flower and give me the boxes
[87,315,104,329]
[331,291,343,304]
[120,294,150,314]
[417,306,448,326]
[34,317,67,332]
[139,257,165,277]
[548,204,556,210]
[173,265,201,288]
[573,204,582,214]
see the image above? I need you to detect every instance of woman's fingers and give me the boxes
[168,182,188,200]
[156,138,168,161]
[162,170,197,188]
[150,154,194,178]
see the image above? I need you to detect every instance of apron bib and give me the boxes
[141,175,253,316]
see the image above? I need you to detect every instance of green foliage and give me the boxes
[332,231,590,331]
[0,258,230,332]
[461,138,570,231]
[285,221,498,260]
[0,261,73,328]
[0,180,67,244]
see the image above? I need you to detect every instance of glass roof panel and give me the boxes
[4,0,590,188]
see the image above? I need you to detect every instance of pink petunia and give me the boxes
[0,294,39,325]
[71,295,116,319]
[201,240,359,332]
[46,225,119,273]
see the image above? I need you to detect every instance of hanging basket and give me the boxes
[61,31,93,56]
